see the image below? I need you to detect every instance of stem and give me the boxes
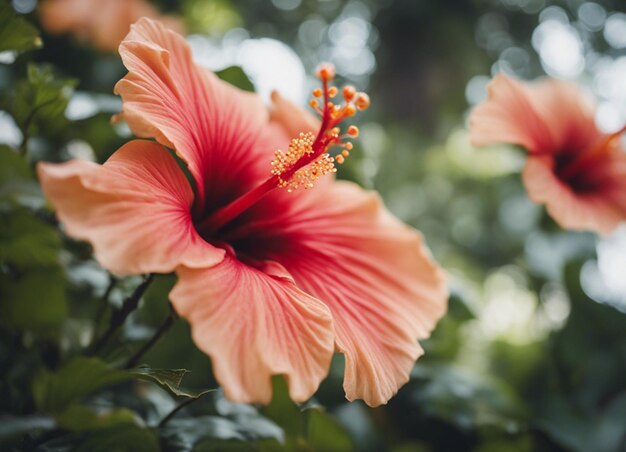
[87,274,154,356]
[18,98,58,156]
[94,274,117,320]
[123,305,176,369]
[158,391,211,428]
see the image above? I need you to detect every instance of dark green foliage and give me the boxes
[0,2,41,53]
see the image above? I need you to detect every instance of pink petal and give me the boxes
[170,255,335,404]
[470,74,600,155]
[270,90,320,139]
[526,79,599,153]
[37,140,223,275]
[40,0,182,52]
[236,182,448,406]
[115,18,275,207]
[523,156,625,235]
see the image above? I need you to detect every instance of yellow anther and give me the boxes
[312,88,323,97]
[270,132,315,178]
[335,154,345,164]
[344,142,353,150]
[342,150,350,157]
[343,103,356,117]
[309,99,318,109]
[316,63,336,81]
[347,125,359,137]
[279,154,337,191]
[328,86,338,98]
[355,92,370,110]
[343,85,356,102]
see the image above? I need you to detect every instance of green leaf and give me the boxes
[32,357,130,413]
[412,363,526,431]
[216,66,254,92]
[160,415,283,452]
[0,264,67,330]
[0,3,42,53]
[262,376,303,438]
[75,425,159,452]
[130,366,215,398]
[55,404,138,432]
[0,146,42,207]
[11,64,76,138]
[304,408,352,452]
[262,377,352,450]
[0,208,60,269]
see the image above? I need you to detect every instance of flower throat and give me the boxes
[198,63,370,234]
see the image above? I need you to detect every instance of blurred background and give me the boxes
[2,0,626,450]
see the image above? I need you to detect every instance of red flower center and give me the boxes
[554,124,626,193]
[195,63,370,237]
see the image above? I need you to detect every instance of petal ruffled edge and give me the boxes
[522,156,625,236]
[248,181,448,406]
[114,18,271,204]
[37,140,224,275]
[170,255,335,404]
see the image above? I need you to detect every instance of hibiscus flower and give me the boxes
[470,73,626,235]
[38,18,447,406]
[39,0,183,52]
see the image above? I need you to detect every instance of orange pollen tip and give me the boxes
[316,63,336,81]
[343,85,356,101]
[347,125,359,137]
[355,92,370,110]
[273,65,369,192]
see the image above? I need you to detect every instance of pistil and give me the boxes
[197,63,369,235]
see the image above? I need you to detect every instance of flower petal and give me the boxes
[469,74,557,154]
[40,0,182,52]
[170,255,335,404]
[270,90,320,139]
[523,156,626,235]
[235,181,448,406]
[37,140,223,275]
[525,79,599,153]
[115,18,274,207]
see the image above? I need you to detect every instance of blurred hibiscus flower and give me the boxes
[39,0,183,52]
[470,74,626,235]
[38,18,447,406]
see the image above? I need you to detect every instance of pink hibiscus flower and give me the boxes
[38,18,447,406]
[470,73,626,235]
[39,0,183,52]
